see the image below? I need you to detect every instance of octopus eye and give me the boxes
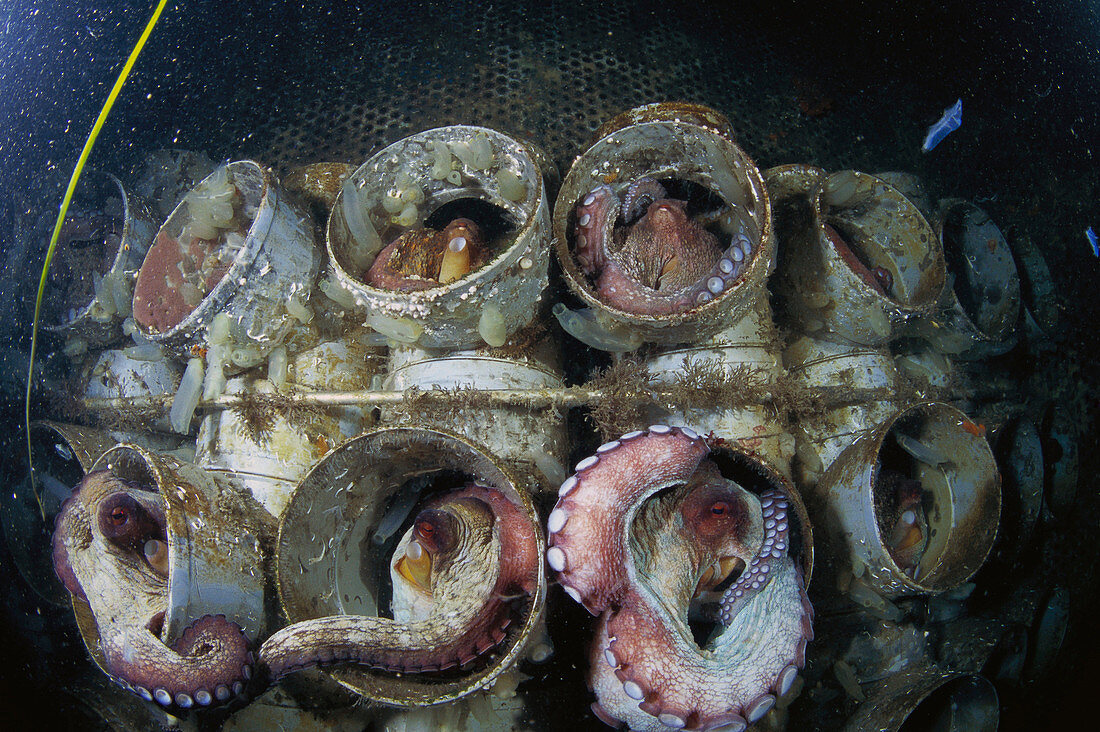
[98,492,166,554]
[710,501,730,517]
[415,520,436,540]
[411,509,455,553]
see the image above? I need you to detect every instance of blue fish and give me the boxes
[1087,226,1099,257]
[921,98,963,152]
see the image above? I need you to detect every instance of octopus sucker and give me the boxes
[259,483,539,680]
[546,426,710,615]
[548,429,813,730]
[572,180,755,316]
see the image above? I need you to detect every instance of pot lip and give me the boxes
[324,125,546,303]
[857,401,1001,592]
[274,425,547,705]
[591,101,737,143]
[812,170,946,311]
[552,116,774,329]
[135,159,275,342]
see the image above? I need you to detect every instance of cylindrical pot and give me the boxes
[776,171,946,346]
[644,297,795,475]
[911,199,1020,359]
[56,445,269,709]
[324,126,552,349]
[810,402,1000,598]
[133,160,320,366]
[553,102,774,349]
[195,336,385,519]
[844,670,998,732]
[44,171,158,348]
[784,335,902,484]
[273,427,546,706]
[382,328,567,494]
[87,445,269,642]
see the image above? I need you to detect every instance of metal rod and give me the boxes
[79,385,899,416]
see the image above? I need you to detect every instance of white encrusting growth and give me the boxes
[170,357,204,434]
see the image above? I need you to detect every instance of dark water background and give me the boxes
[1,0,1098,728]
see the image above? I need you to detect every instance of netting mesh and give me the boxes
[234,2,890,177]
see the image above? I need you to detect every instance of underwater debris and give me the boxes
[921,98,963,152]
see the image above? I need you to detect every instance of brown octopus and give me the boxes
[573,178,757,316]
[365,217,486,291]
[259,483,539,678]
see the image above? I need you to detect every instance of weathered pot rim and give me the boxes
[275,425,547,706]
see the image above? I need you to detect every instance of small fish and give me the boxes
[1087,226,1099,257]
[921,98,963,153]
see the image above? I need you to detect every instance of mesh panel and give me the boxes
[239,2,885,176]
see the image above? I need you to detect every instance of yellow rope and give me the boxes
[24,0,169,519]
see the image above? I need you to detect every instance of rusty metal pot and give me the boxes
[911,199,1021,359]
[810,402,1000,598]
[775,170,946,346]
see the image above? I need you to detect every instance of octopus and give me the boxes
[876,467,930,579]
[365,218,486,291]
[259,484,539,678]
[51,471,254,710]
[545,426,813,731]
[573,178,757,316]
[823,223,894,297]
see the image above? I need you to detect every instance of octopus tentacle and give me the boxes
[546,426,710,615]
[549,428,813,731]
[623,178,667,223]
[260,484,539,680]
[575,185,620,275]
[105,614,254,709]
